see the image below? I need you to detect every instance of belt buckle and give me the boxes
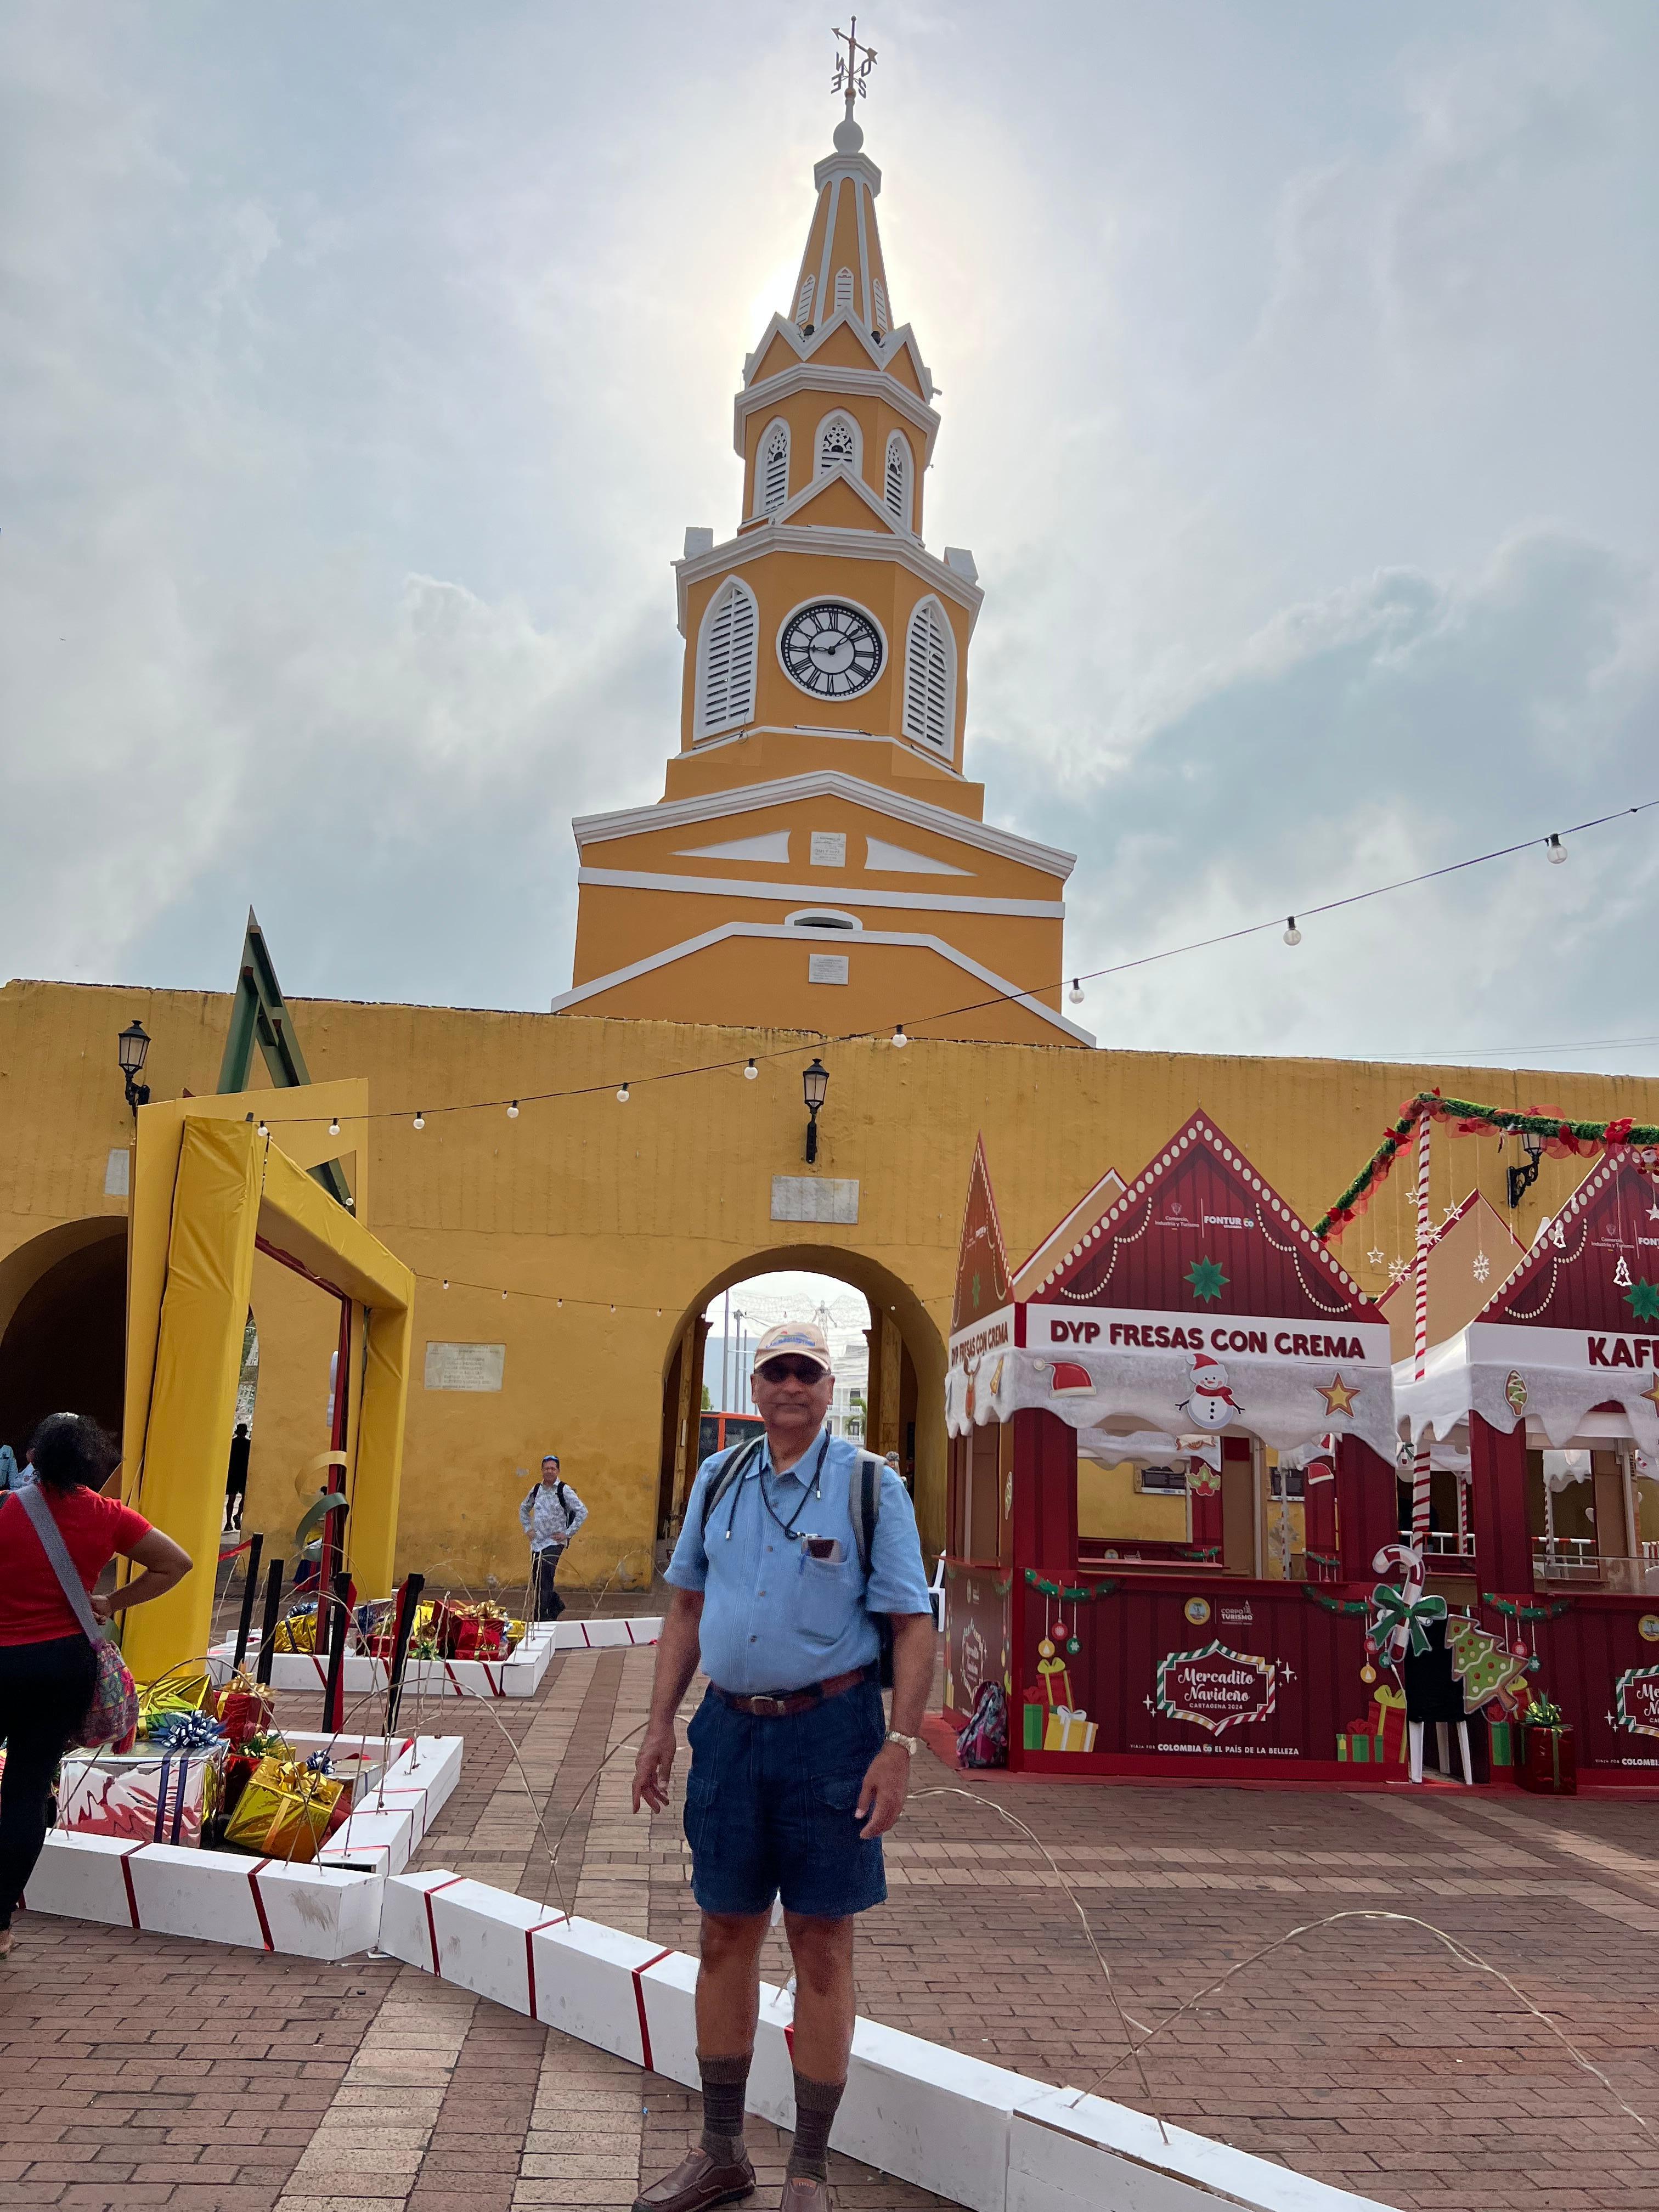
[749,1694,786,1716]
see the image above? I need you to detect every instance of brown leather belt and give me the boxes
[713,1663,877,1717]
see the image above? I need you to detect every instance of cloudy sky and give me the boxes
[4,2,1657,1074]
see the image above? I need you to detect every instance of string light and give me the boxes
[743,1059,758,1080]
[328,1117,340,1137]
[257,1121,269,1137]
[1546,834,1567,865]
[507,1101,519,1119]
[891,1023,909,1048]
[413,1111,426,1130]
[1284,917,1302,946]
[1068,979,1084,1004]
[442,1277,449,1290]
[617,1082,631,1103]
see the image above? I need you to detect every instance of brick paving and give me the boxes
[3,1615,1658,2210]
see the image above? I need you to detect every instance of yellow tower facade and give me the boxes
[557,98,1089,1049]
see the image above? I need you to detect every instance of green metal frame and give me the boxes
[217,908,354,1209]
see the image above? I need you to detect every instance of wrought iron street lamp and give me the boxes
[803,1057,830,1164]
[117,1018,151,1115]
[1506,1127,1545,1209]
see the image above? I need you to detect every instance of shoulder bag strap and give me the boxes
[853,1453,884,1581]
[14,1483,105,1645]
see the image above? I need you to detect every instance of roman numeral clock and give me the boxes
[779,601,884,699]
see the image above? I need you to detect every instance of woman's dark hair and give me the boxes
[26,1412,120,1494]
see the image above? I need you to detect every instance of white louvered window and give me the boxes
[872,279,889,331]
[834,265,855,315]
[697,579,758,737]
[884,433,911,526]
[795,274,816,328]
[902,598,954,752]
[759,421,789,515]
[817,413,859,476]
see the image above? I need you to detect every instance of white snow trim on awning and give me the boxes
[1395,1320,1659,1453]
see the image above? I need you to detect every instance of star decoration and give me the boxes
[1643,1376,1659,1413]
[1649,1203,1659,1222]
[1184,1256,1228,1304]
[1440,1203,1459,1226]
[1367,1247,1386,1269]
[1319,1372,1359,1417]
[1623,1278,1659,1324]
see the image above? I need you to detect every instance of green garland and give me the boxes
[1023,1569,1119,1601]
[1315,1092,1659,1241]
[1482,1593,1571,1621]
[1304,1587,1369,1618]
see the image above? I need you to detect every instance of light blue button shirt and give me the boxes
[666,1429,932,1695]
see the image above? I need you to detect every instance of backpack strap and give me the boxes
[14,1483,105,1645]
[699,1436,767,1539]
[851,1452,884,1581]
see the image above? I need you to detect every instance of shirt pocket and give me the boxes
[795,1556,857,1643]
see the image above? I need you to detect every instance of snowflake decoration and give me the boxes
[1473,1249,1491,1284]
[1389,1256,1409,1284]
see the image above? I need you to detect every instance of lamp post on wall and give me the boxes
[1506,1128,1545,1209]
[117,1019,151,1117]
[803,1057,830,1164]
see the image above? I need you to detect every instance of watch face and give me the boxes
[779,602,884,699]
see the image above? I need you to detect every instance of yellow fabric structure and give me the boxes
[120,1110,413,1683]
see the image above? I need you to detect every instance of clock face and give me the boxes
[778,602,884,699]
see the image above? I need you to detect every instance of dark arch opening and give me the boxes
[0,1222,128,1456]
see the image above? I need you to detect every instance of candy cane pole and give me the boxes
[1411,1112,1432,1539]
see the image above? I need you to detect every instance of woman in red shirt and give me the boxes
[0,1413,191,1959]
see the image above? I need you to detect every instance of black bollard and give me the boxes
[255,1555,286,1688]
[323,1570,352,1735]
[232,1532,264,1672]
[383,1572,426,1737]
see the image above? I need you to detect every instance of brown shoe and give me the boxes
[780,2177,831,2212]
[632,2145,755,2212]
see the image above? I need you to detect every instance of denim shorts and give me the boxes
[681,1677,888,1920]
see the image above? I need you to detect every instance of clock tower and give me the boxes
[555,56,1088,1048]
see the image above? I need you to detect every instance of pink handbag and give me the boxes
[14,1483,141,1748]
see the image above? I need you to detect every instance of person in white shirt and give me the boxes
[518,1454,587,1619]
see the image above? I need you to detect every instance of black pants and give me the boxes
[529,1547,565,1621]
[0,1635,95,1926]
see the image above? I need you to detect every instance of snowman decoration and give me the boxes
[1180,1350,1242,1433]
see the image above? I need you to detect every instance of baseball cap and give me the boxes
[751,1320,833,1376]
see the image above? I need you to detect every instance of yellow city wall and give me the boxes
[4,973,1658,1594]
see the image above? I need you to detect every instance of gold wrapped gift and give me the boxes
[137,1670,218,1739]
[222,1754,345,1864]
[272,1607,319,1654]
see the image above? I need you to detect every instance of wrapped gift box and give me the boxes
[1338,1729,1383,1764]
[1516,1723,1576,1796]
[59,1747,223,1847]
[1042,1708,1097,1754]
[223,1756,348,1863]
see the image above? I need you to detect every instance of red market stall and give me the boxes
[1395,1143,1659,1789]
[943,1115,1404,1782]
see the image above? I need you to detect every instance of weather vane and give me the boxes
[831,17,877,111]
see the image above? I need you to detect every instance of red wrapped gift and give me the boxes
[215,1672,276,1746]
[449,1614,507,1660]
[1516,1723,1576,1796]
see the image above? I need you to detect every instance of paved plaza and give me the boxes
[3,1635,1658,2211]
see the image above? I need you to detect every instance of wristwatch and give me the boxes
[885,1729,922,1756]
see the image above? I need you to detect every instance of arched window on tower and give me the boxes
[758,421,790,516]
[884,433,912,528]
[902,597,956,753]
[817,412,861,477]
[795,274,816,329]
[834,266,855,316]
[697,578,759,738]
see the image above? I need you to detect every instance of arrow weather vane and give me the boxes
[831,16,877,109]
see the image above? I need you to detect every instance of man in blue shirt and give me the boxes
[631,1321,934,2212]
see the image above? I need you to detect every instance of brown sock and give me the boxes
[786,2069,845,2183]
[698,2051,750,2164]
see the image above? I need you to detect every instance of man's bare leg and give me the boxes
[695,1909,769,2060]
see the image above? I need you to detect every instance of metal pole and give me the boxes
[323,1568,352,1734]
[255,1554,286,1687]
[383,1572,426,1736]
[232,1531,264,1671]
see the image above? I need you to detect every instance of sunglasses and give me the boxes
[757,1358,827,1385]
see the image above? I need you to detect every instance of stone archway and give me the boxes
[0,1218,129,1455]
[656,1241,946,1554]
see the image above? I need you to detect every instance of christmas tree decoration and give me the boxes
[1446,1617,1530,1712]
[1613,1257,1633,1288]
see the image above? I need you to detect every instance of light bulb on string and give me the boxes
[891,1023,909,1048]
[743,1059,758,1080]
[328,1118,340,1137]
[1068,979,1084,1005]
[413,1111,426,1130]
[1545,834,1567,865]
[507,1101,519,1119]
[442,1278,449,1291]
[617,1082,631,1103]
[1283,918,1301,946]
[257,1121,269,1138]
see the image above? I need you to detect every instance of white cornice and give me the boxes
[741,311,934,405]
[812,148,882,194]
[684,725,968,782]
[732,357,940,460]
[570,769,1077,881]
[551,918,1096,1046]
[673,524,983,636]
[577,867,1064,919]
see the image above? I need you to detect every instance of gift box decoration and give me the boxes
[273,1601,320,1654]
[1337,1728,1382,1764]
[1022,1694,1045,1751]
[222,1754,348,1863]
[59,1747,223,1847]
[1370,1685,1408,1766]
[444,1602,510,1661]
[211,1669,275,1746]
[137,1670,218,1741]
[1516,1720,1576,1796]
[1487,1719,1514,1769]
[1042,1706,1097,1754]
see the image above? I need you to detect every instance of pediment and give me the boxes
[774,466,899,534]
